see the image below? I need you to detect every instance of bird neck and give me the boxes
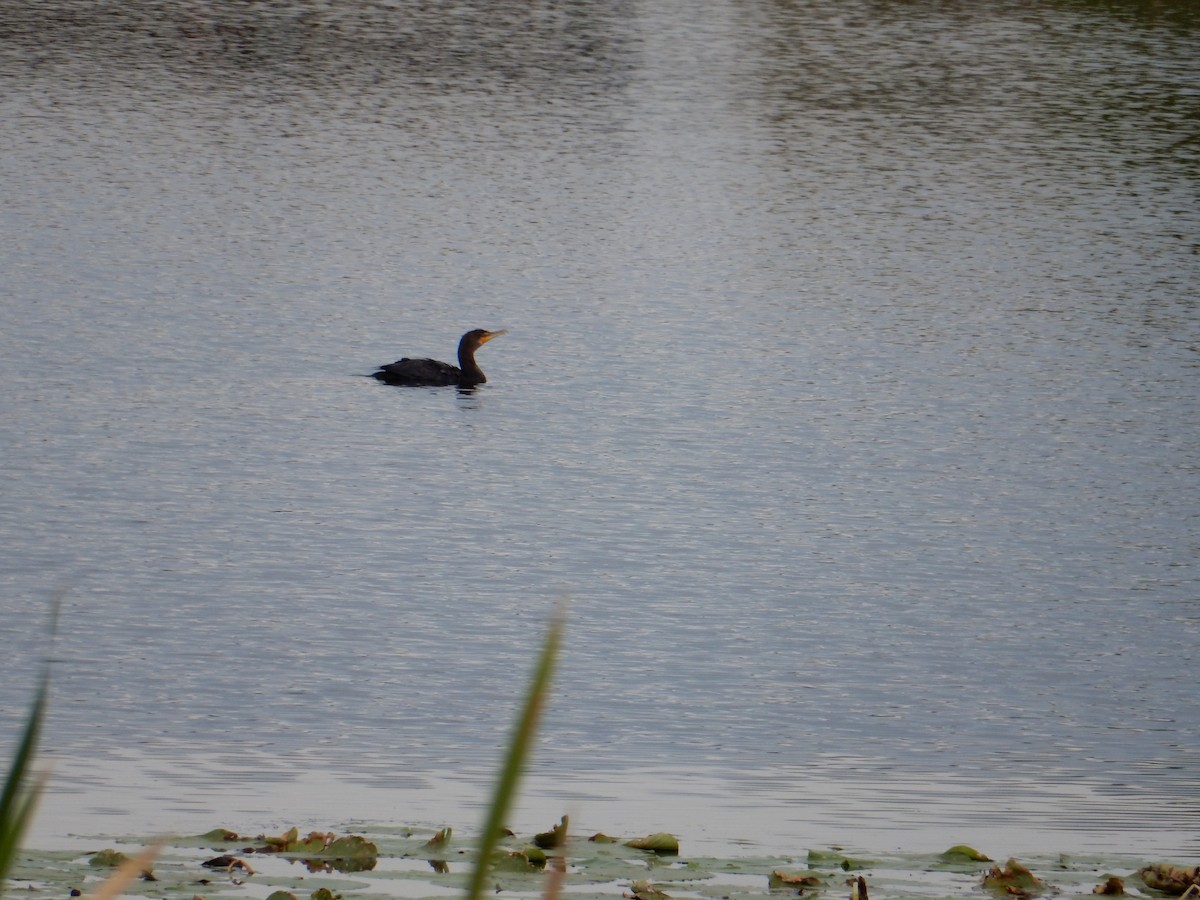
[457,343,486,384]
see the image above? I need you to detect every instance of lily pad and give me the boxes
[628,878,671,899]
[262,827,300,851]
[198,829,241,843]
[983,858,1044,895]
[1094,876,1126,894]
[941,845,991,862]
[807,850,871,871]
[493,845,547,871]
[87,849,130,868]
[320,836,378,862]
[625,833,680,855]
[534,815,570,849]
[1138,865,1200,895]
[769,870,824,888]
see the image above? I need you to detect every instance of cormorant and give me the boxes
[371,328,507,387]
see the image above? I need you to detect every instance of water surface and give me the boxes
[2,0,1198,857]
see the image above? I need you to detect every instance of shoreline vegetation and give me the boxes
[5,608,1198,900]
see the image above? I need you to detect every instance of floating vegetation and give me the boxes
[626,877,671,899]
[425,828,452,849]
[1139,865,1200,895]
[1094,875,1126,894]
[7,827,1189,900]
[807,849,873,872]
[624,833,680,855]
[88,849,131,869]
[982,858,1045,897]
[940,845,992,863]
[768,869,825,889]
[534,815,570,850]
[192,827,379,875]
[494,843,547,871]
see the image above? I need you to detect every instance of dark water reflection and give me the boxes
[2,0,1198,856]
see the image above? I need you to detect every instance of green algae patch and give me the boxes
[625,833,680,855]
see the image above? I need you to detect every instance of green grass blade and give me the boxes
[1,599,58,896]
[0,666,50,893]
[464,606,564,900]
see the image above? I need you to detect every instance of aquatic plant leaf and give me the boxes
[983,859,1044,895]
[1094,876,1125,894]
[265,892,299,900]
[588,833,618,844]
[941,845,991,862]
[1138,865,1200,895]
[493,845,548,871]
[522,844,547,866]
[425,827,452,847]
[534,815,569,849]
[310,888,340,900]
[88,850,130,868]
[629,878,671,899]
[323,836,378,859]
[298,857,377,875]
[770,870,824,888]
[200,853,255,885]
[261,827,299,851]
[807,850,870,871]
[625,834,680,855]
[290,834,331,854]
[198,829,240,843]
[82,845,162,900]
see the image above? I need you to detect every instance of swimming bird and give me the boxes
[371,328,508,387]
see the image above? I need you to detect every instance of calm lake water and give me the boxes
[2,0,1198,858]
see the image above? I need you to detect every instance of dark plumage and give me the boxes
[371,328,507,387]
